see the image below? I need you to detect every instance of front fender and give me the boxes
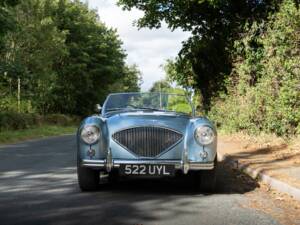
[185,117,217,163]
[77,116,108,161]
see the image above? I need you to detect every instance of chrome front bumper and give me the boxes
[81,159,214,174]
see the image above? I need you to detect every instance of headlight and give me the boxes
[194,126,215,145]
[80,125,100,144]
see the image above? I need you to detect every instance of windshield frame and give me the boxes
[101,92,195,117]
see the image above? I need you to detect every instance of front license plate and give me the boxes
[120,164,175,176]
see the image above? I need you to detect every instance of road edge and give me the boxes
[0,133,75,147]
[218,153,300,201]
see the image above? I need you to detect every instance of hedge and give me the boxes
[0,112,80,132]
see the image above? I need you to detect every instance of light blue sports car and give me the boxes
[77,92,217,191]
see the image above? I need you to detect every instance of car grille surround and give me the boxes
[112,126,183,158]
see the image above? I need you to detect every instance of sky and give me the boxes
[86,0,190,91]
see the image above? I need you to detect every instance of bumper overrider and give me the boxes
[80,149,215,174]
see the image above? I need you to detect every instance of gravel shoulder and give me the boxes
[218,134,300,189]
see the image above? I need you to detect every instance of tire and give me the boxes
[193,158,218,192]
[77,162,100,192]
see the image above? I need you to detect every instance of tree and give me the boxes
[118,0,281,110]
[0,0,19,48]
[53,0,129,115]
[0,0,142,115]
[209,0,300,136]
[0,0,19,100]
[149,80,171,93]
[122,64,142,92]
[0,0,67,113]
[108,64,142,92]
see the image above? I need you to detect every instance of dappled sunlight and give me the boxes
[0,170,27,178]
[0,167,76,194]
[0,135,278,225]
[219,137,300,190]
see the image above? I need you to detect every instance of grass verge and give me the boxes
[0,125,77,144]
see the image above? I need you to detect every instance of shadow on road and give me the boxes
[99,161,259,195]
[0,136,263,225]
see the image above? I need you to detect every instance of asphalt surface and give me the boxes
[0,135,282,225]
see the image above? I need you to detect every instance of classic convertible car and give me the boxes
[77,92,217,191]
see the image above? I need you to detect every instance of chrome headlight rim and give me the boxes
[194,125,215,146]
[80,125,100,145]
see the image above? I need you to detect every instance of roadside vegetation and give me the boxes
[0,113,79,143]
[0,0,142,142]
[119,0,300,139]
[208,1,300,137]
[149,80,196,114]
[1,0,299,142]
[0,125,76,144]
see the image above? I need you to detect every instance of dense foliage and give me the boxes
[118,0,281,110]
[120,0,300,137]
[149,80,171,93]
[0,0,19,48]
[149,80,198,115]
[209,0,300,136]
[0,0,141,116]
[0,112,78,131]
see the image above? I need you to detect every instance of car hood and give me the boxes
[105,111,191,134]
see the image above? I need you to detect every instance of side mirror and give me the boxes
[95,104,102,113]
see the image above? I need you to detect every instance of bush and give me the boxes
[43,114,76,126]
[0,96,36,113]
[0,112,79,132]
[209,0,300,137]
[0,112,37,131]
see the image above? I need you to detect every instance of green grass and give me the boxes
[0,125,77,144]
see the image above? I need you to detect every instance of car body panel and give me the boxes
[77,93,217,175]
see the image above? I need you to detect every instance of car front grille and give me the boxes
[112,126,183,158]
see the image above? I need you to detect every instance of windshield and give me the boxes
[103,92,193,115]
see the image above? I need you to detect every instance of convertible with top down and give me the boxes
[77,92,217,191]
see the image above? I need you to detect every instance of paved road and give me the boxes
[0,135,284,225]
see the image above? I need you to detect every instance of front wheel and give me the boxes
[77,163,100,192]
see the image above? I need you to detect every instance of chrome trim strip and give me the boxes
[189,162,214,170]
[81,159,105,168]
[81,159,214,171]
[113,159,183,169]
[83,163,106,167]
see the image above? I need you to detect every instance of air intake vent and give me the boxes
[112,126,183,158]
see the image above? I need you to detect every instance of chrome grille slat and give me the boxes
[112,126,183,158]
